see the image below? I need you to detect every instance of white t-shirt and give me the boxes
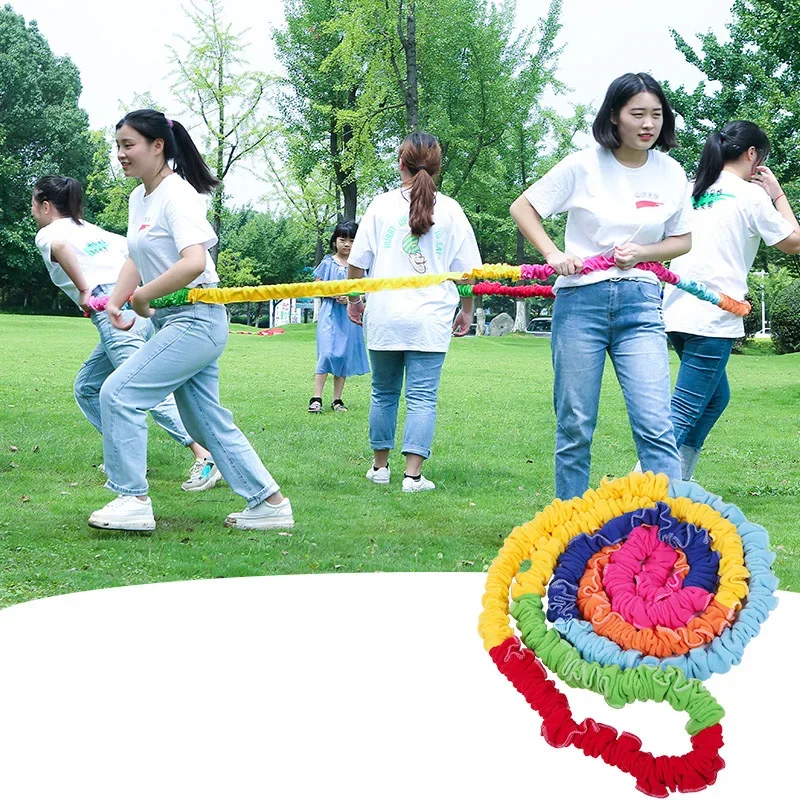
[348,188,482,352]
[663,171,794,338]
[524,146,692,290]
[34,217,127,307]
[127,173,219,286]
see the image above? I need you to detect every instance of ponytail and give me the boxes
[116,110,220,195]
[399,131,441,237]
[33,176,84,224]
[693,120,770,202]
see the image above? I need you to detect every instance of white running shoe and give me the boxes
[366,464,390,484]
[182,458,222,492]
[402,475,435,493]
[224,497,295,531]
[88,495,156,531]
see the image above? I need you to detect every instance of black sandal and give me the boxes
[308,396,323,413]
[331,399,348,412]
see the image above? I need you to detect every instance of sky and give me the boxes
[12,0,734,205]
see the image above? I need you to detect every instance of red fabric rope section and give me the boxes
[489,637,725,797]
[471,282,555,298]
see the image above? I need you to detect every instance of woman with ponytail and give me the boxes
[663,121,800,480]
[87,109,292,532]
[511,73,692,500]
[32,176,217,490]
[347,131,478,492]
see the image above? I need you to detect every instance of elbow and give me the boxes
[509,195,526,222]
[675,233,692,259]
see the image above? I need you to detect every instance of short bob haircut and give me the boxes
[592,73,678,152]
[329,219,358,251]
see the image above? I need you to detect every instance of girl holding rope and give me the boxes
[347,131,478,492]
[663,121,800,479]
[511,73,692,500]
[32,176,219,491]
[88,109,292,532]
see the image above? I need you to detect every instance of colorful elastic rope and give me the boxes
[478,472,778,796]
[136,254,750,316]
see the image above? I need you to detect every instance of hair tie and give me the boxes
[718,131,726,143]
[416,165,429,173]
[166,117,174,129]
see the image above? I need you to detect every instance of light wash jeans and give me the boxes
[74,285,193,446]
[668,331,734,478]
[551,279,681,500]
[99,302,279,505]
[368,349,447,460]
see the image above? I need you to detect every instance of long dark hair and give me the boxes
[593,73,678,152]
[116,109,220,195]
[399,132,441,237]
[692,121,770,202]
[33,176,84,224]
[329,220,358,250]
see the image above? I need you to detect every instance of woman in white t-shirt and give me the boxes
[663,121,800,480]
[87,109,292,532]
[32,176,218,491]
[510,73,692,500]
[347,132,478,492]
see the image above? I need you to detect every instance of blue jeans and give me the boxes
[668,331,733,463]
[368,350,447,460]
[74,285,193,447]
[551,279,681,500]
[99,302,279,505]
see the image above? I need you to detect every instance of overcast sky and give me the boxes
[12,0,734,205]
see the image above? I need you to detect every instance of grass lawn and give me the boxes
[1,314,798,608]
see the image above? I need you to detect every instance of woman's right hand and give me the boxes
[752,166,783,200]
[546,249,583,276]
[106,301,135,331]
[347,299,364,326]
[78,288,93,315]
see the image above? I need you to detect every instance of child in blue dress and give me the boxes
[309,221,369,412]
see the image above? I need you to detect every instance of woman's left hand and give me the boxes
[752,166,783,200]
[452,309,472,337]
[130,289,154,319]
[614,243,645,270]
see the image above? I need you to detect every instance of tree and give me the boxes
[170,0,275,259]
[663,0,800,278]
[0,4,96,308]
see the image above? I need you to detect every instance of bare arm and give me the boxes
[49,240,91,312]
[106,259,144,330]
[509,195,582,275]
[132,244,207,306]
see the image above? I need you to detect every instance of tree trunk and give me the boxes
[210,45,225,265]
[399,1,419,131]
[513,299,528,332]
[314,237,325,267]
[474,295,485,336]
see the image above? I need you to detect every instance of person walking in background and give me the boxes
[347,131,477,493]
[309,220,369,413]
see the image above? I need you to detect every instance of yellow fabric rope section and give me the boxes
[186,265,524,305]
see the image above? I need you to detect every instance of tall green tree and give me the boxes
[170,0,275,259]
[0,4,95,307]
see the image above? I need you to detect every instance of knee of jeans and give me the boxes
[405,389,437,411]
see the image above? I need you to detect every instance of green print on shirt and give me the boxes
[85,240,110,256]
[692,190,736,210]
[402,232,428,273]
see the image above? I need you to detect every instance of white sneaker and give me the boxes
[88,495,156,531]
[366,464,390,484]
[97,463,106,474]
[224,497,294,531]
[402,475,435,493]
[182,458,222,492]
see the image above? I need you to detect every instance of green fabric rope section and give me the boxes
[511,594,725,736]
[457,284,474,297]
[151,289,191,308]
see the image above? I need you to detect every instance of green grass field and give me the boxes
[1,314,798,608]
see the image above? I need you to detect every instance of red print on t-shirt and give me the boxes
[138,224,151,232]
[635,200,663,209]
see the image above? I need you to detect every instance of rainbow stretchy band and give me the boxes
[478,472,778,796]
[129,255,750,317]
